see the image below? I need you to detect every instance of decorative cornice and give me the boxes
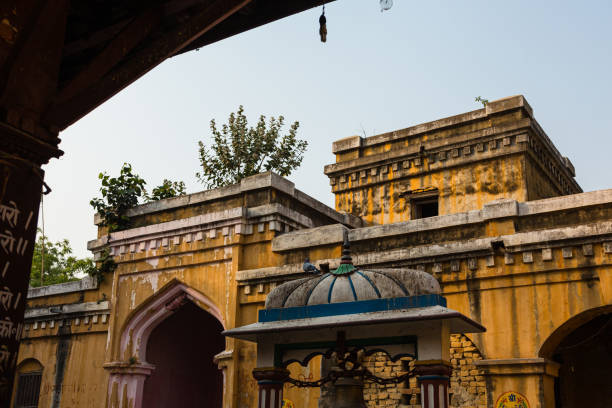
[237,240,610,287]
[326,95,580,196]
[326,129,580,195]
[93,172,360,228]
[23,301,111,335]
[27,276,98,299]
[87,204,319,258]
[332,96,532,154]
[238,191,612,284]
[24,301,109,320]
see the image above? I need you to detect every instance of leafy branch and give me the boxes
[147,179,186,201]
[475,96,489,107]
[90,163,186,232]
[196,106,307,189]
[90,163,146,232]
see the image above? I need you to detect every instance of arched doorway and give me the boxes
[548,311,612,407]
[142,300,225,408]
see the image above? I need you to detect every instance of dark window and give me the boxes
[15,372,42,408]
[410,195,439,219]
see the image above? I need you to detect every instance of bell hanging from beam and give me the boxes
[319,6,327,42]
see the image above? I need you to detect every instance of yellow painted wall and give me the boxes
[334,155,528,225]
[15,196,611,408]
[12,332,108,408]
[12,98,603,408]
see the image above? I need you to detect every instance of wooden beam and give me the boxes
[62,19,131,57]
[0,0,69,129]
[60,0,206,59]
[55,7,163,104]
[179,0,332,54]
[44,0,252,130]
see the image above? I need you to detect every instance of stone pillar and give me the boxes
[414,361,452,408]
[252,367,289,408]
[0,123,61,406]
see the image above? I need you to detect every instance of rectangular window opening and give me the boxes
[15,372,42,408]
[409,190,439,219]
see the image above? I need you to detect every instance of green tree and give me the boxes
[90,163,147,232]
[148,179,186,201]
[91,163,187,231]
[30,232,94,287]
[196,106,307,189]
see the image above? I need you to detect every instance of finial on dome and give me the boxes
[333,230,356,275]
[340,230,352,265]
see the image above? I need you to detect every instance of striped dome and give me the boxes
[266,233,440,309]
[265,268,440,309]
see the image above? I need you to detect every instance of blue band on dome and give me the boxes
[327,276,337,303]
[259,294,447,322]
[347,275,358,301]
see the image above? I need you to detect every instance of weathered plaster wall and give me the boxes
[13,99,606,408]
[325,96,580,225]
[240,190,612,408]
[12,331,109,407]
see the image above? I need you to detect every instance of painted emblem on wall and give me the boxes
[281,399,294,408]
[495,391,530,408]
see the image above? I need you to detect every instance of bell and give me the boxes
[332,376,367,408]
[319,13,327,43]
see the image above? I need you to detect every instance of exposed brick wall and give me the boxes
[360,334,486,408]
[448,334,487,408]
[363,354,405,406]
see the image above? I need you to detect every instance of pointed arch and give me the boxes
[107,280,226,408]
[119,278,225,362]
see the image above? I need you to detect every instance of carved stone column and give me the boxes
[0,122,61,406]
[252,367,289,408]
[414,360,452,408]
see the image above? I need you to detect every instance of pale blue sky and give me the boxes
[43,0,612,258]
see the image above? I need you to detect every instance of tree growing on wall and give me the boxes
[196,106,307,189]
[475,96,489,107]
[30,232,94,287]
[90,163,186,231]
[90,163,147,232]
[147,179,186,201]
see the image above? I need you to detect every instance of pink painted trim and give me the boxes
[108,281,225,408]
[119,281,225,361]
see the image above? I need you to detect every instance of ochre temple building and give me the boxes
[11,96,612,407]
